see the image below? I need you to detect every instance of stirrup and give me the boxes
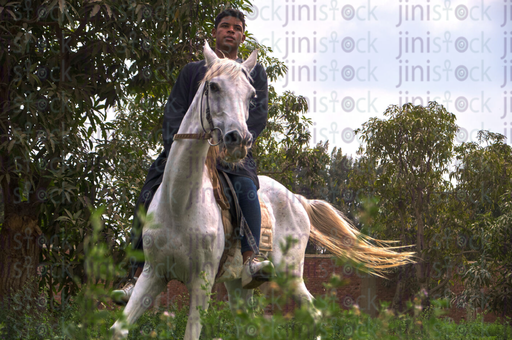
[242,254,274,289]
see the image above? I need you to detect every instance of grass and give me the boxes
[0,289,510,340]
[1,212,510,339]
[1,264,510,340]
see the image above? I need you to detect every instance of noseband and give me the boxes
[173,81,222,146]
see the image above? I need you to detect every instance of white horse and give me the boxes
[111,42,414,340]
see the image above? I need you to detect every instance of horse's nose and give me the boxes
[224,130,241,145]
[224,130,251,146]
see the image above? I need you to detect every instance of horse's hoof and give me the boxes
[111,277,137,305]
[110,326,129,340]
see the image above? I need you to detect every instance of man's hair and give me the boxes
[214,9,246,32]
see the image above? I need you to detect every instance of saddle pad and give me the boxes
[259,200,273,252]
[220,198,273,252]
[215,199,274,281]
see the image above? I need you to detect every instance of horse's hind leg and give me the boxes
[291,279,322,320]
[110,266,167,339]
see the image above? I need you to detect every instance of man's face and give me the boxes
[212,16,246,56]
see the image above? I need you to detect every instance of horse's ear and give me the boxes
[242,49,258,73]
[204,40,218,67]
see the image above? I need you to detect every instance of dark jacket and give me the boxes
[161,59,268,189]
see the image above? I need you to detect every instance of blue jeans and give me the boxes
[226,174,261,254]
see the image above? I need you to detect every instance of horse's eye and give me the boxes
[210,82,220,92]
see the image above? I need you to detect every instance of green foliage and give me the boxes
[0,0,318,299]
[0,219,510,340]
[449,131,512,315]
[455,195,512,315]
[252,89,323,189]
[352,102,462,309]
[354,102,458,238]
[452,131,512,218]
[349,103,512,316]
[3,0,512,327]
[1,288,511,339]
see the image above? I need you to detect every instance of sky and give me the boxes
[243,0,512,156]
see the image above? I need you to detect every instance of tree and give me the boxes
[0,0,258,301]
[0,0,322,306]
[296,146,355,254]
[452,131,512,219]
[353,102,458,309]
[252,89,318,187]
[451,131,512,316]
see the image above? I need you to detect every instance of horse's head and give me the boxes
[202,42,258,164]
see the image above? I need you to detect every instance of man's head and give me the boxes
[212,9,246,59]
[214,9,246,32]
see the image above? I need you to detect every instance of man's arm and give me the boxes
[246,63,268,141]
[162,64,194,155]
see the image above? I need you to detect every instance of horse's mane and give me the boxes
[201,58,252,84]
[206,145,219,170]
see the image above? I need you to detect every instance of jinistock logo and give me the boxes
[396,31,491,59]
[395,0,492,27]
[306,122,358,145]
[502,31,512,87]
[398,90,491,113]
[501,58,512,88]
[303,91,378,114]
[395,59,491,88]
[502,91,512,119]
[260,31,378,59]
[282,59,378,88]
[245,0,378,27]
[6,2,174,22]
[502,0,512,27]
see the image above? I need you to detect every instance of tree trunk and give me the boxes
[414,201,430,308]
[392,203,409,312]
[391,266,408,312]
[0,202,42,305]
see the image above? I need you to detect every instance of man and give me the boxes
[113,9,270,304]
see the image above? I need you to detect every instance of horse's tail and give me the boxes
[296,195,415,277]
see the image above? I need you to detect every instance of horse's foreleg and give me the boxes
[110,266,167,339]
[184,272,216,340]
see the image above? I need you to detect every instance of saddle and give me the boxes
[206,147,273,281]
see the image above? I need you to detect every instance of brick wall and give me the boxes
[154,254,507,323]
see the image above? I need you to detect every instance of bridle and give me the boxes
[173,81,223,146]
[199,81,223,146]
[173,66,251,146]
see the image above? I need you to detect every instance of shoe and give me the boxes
[241,256,274,289]
[111,277,137,305]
